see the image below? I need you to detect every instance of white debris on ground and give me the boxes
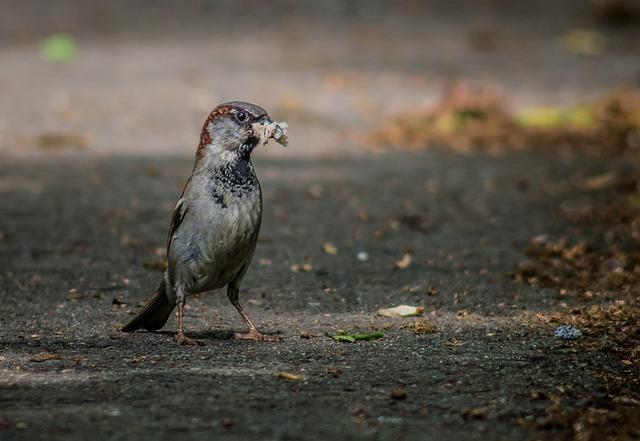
[252,120,288,147]
[376,305,424,318]
[357,251,368,261]
[554,325,582,339]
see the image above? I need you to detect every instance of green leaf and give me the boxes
[41,34,77,62]
[326,332,383,343]
[353,332,384,341]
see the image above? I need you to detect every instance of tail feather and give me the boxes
[121,279,175,332]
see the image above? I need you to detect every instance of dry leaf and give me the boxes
[34,132,90,151]
[395,253,412,269]
[291,263,313,272]
[66,289,83,300]
[277,371,305,381]
[463,407,490,419]
[407,319,437,334]
[579,173,617,191]
[30,352,61,362]
[323,243,338,255]
[390,387,407,400]
[143,259,168,271]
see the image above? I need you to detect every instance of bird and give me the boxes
[121,101,288,344]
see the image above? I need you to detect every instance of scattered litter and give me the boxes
[277,371,304,381]
[463,407,490,419]
[369,86,640,154]
[407,319,437,334]
[30,352,61,363]
[376,416,403,424]
[323,243,338,255]
[290,263,313,272]
[66,289,83,301]
[395,253,412,269]
[554,325,582,340]
[426,285,438,295]
[143,259,168,271]
[377,305,424,318]
[326,367,342,377]
[34,132,89,151]
[112,297,129,306]
[578,173,618,191]
[299,330,311,339]
[390,387,407,400]
[326,331,384,343]
[448,337,466,346]
[357,251,369,261]
[258,258,272,266]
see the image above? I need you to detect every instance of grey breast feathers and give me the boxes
[166,172,262,295]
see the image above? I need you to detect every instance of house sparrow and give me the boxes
[122,101,288,344]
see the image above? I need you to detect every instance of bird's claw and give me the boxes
[175,332,203,346]
[234,330,282,342]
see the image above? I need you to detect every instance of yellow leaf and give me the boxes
[323,243,338,255]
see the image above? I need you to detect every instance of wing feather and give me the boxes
[166,177,191,252]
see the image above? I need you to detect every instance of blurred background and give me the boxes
[1,0,639,157]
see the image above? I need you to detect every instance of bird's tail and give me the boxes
[121,278,175,332]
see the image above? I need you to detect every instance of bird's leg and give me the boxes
[227,283,282,342]
[174,292,200,346]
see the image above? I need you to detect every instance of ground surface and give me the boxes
[1,1,640,440]
[1,151,637,441]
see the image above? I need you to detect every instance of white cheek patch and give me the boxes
[252,121,289,147]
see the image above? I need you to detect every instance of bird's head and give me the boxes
[197,101,288,161]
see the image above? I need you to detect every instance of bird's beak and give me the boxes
[252,116,288,147]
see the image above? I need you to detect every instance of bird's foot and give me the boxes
[234,330,282,342]
[175,332,203,346]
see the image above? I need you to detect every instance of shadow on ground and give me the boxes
[1,150,637,440]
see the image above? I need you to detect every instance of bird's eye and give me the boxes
[235,111,247,123]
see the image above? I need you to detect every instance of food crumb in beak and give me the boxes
[252,121,288,147]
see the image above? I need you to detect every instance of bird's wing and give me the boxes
[167,177,191,253]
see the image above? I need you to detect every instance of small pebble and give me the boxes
[554,325,582,340]
[357,251,368,261]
